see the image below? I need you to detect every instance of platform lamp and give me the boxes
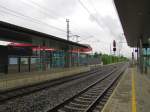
[148,38,150,46]
[132,51,135,66]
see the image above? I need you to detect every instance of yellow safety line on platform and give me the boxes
[131,68,137,112]
[101,68,128,112]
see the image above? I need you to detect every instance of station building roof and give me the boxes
[0,21,91,51]
[114,0,150,47]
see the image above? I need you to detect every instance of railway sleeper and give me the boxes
[74,98,92,103]
[86,91,101,95]
[81,94,98,98]
[70,101,89,107]
[64,104,86,111]
[78,96,95,100]
[73,99,92,105]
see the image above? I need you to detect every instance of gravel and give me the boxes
[0,66,116,112]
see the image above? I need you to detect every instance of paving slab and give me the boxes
[102,68,132,112]
[102,67,150,112]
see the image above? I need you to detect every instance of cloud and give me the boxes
[23,0,79,19]
[0,0,78,19]
[89,13,123,39]
[0,0,132,57]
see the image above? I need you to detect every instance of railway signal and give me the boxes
[135,49,138,52]
[113,40,116,55]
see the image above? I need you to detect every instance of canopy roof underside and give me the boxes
[114,0,150,47]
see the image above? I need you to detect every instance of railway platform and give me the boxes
[102,66,150,112]
[0,66,90,91]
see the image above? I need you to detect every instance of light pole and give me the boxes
[118,41,127,57]
[66,19,70,40]
[72,35,80,43]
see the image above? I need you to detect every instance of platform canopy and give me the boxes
[0,21,92,51]
[114,0,150,47]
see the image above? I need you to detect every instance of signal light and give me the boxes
[113,47,116,52]
[113,40,116,52]
[113,40,116,47]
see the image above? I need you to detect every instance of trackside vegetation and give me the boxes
[93,52,128,65]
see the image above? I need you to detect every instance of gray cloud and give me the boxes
[0,0,131,57]
[0,0,78,20]
[89,13,123,39]
[42,0,78,17]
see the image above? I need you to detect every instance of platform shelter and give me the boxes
[0,21,92,74]
[114,0,150,74]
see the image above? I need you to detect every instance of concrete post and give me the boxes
[139,38,143,73]
[145,48,148,74]
[64,47,70,68]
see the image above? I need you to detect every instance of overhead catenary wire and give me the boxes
[78,0,105,32]
[0,5,67,33]
[23,0,81,39]
[20,0,78,37]
[20,0,63,21]
[20,0,96,42]
[0,1,108,44]
[78,0,104,32]
[24,0,112,44]
[87,0,116,37]
[26,0,102,42]
[78,0,116,38]
[22,0,111,51]
[0,9,40,25]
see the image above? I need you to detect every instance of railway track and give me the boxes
[47,64,126,112]
[92,73,121,112]
[0,64,116,103]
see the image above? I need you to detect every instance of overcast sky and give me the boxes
[0,0,132,57]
